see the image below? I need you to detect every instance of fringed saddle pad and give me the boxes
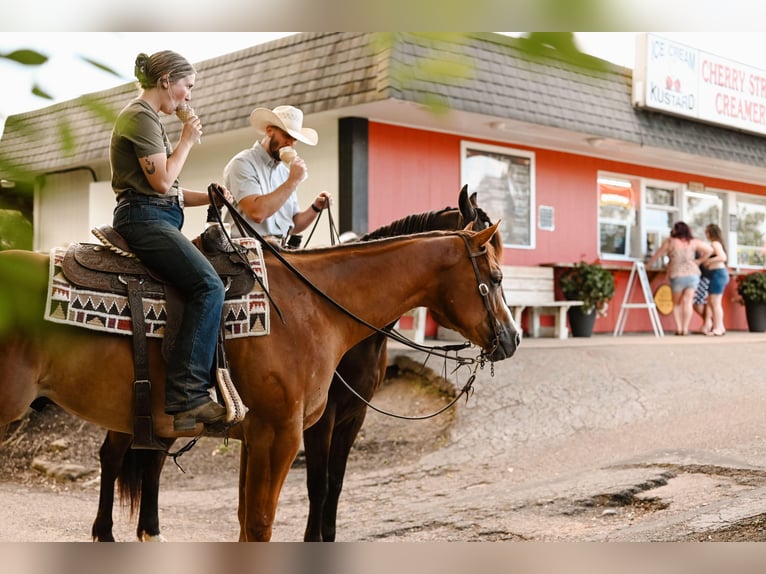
[44,237,270,339]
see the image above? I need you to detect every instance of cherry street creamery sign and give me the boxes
[632,33,766,136]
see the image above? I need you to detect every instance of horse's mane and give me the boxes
[360,205,493,241]
[360,208,454,241]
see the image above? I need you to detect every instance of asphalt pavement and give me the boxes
[378,329,766,541]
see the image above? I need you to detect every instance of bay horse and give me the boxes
[90,186,494,542]
[0,222,519,541]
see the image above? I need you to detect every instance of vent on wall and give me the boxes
[538,205,554,231]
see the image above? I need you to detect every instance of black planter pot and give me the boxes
[744,301,766,332]
[568,306,597,337]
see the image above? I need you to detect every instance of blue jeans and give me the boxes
[113,195,225,413]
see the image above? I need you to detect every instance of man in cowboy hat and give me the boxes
[223,105,331,242]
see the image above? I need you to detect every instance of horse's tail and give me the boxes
[117,448,145,517]
[117,445,170,516]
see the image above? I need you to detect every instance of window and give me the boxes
[461,141,534,248]
[643,182,681,259]
[685,190,723,240]
[598,176,636,259]
[736,196,766,267]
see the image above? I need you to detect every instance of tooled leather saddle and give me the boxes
[61,223,255,299]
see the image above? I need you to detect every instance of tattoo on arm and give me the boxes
[142,157,156,175]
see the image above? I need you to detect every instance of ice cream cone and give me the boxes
[279,146,297,165]
[176,103,201,144]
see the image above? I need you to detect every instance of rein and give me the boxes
[332,360,479,420]
[302,196,341,247]
[207,184,484,366]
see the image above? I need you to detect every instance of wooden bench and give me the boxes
[502,265,583,339]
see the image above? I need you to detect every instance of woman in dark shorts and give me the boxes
[701,223,730,336]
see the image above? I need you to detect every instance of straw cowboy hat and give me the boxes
[249,105,318,146]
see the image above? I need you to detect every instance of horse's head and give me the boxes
[429,222,520,362]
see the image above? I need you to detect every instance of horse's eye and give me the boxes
[490,268,503,285]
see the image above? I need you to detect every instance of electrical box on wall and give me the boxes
[538,205,554,231]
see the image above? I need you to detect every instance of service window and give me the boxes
[736,195,766,268]
[461,141,535,249]
[643,182,681,258]
[598,176,636,259]
[685,190,724,240]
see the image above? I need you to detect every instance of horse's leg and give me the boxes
[92,431,132,542]
[302,403,337,541]
[320,337,389,542]
[237,440,248,542]
[239,419,303,541]
[136,438,174,542]
[321,411,368,542]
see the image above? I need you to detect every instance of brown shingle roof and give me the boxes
[2,32,765,179]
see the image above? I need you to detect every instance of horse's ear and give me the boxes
[469,192,478,208]
[458,185,477,224]
[473,220,501,247]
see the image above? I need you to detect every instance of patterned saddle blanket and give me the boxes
[45,226,270,339]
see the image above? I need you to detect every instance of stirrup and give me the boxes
[216,367,249,424]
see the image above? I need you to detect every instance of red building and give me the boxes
[2,33,765,336]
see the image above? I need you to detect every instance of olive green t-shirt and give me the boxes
[110,98,180,200]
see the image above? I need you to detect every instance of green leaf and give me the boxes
[56,118,76,154]
[78,55,122,78]
[31,84,54,100]
[80,95,120,125]
[2,49,48,66]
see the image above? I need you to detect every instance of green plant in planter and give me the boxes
[559,260,616,316]
[737,270,766,304]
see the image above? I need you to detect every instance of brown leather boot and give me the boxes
[172,399,226,431]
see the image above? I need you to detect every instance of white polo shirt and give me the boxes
[223,142,301,237]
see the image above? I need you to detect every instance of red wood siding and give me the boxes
[367,122,460,226]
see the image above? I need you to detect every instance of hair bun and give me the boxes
[134,53,149,82]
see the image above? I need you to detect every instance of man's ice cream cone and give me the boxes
[279,146,298,165]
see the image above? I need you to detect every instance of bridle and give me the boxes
[459,233,502,367]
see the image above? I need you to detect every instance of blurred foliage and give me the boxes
[0,47,121,175]
[517,32,611,72]
[0,47,121,258]
[371,32,610,114]
[372,33,475,115]
[0,251,48,335]
[0,209,32,251]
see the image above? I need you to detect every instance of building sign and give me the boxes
[633,33,766,136]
